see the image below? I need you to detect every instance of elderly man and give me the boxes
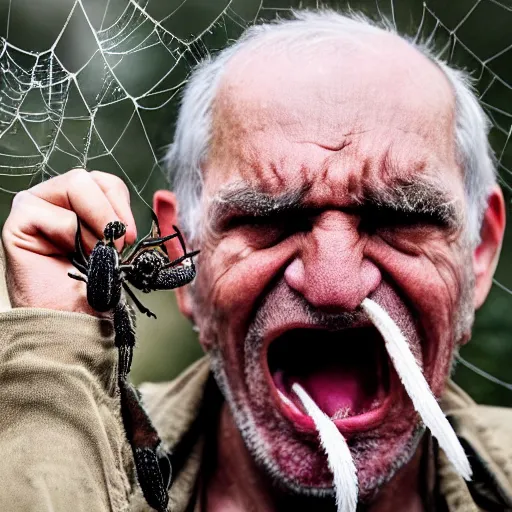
[0,9,510,512]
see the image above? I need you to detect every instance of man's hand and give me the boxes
[2,169,137,314]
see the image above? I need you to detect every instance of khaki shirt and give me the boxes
[0,245,511,511]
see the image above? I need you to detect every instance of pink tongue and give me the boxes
[294,365,366,417]
[269,328,385,418]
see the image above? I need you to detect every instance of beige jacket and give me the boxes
[0,247,511,511]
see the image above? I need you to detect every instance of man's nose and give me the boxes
[284,211,381,312]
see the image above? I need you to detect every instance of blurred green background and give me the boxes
[0,0,510,406]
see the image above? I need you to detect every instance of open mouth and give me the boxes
[266,327,393,435]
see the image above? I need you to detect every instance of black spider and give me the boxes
[68,215,199,512]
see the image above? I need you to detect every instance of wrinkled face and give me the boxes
[192,35,474,500]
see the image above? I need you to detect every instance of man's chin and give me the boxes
[209,346,423,503]
[249,411,423,503]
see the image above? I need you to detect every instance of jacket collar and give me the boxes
[139,357,512,512]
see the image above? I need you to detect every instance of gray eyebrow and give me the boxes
[208,183,311,230]
[363,180,462,228]
[208,178,461,232]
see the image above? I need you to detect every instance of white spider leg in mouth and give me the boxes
[292,383,358,512]
[361,298,472,481]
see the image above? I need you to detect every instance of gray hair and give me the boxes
[165,9,497,244]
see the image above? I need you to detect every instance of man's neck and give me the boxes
[202,404,432,512]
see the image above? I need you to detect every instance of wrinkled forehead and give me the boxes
[206,31,458,196]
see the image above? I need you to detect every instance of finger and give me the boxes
[88,170,137,245]
[28,169,126,250]
[5,192,101,256]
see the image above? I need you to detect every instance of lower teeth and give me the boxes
[292,383,358,512]
[331,406,351,420]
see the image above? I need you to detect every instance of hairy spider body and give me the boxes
[126,250,167,293]
[113,301,136,381]
[126,250,197,293]
[120,380,172,511]
[154,260,196,289]
[87,244,122,311]
[68,215,199,512]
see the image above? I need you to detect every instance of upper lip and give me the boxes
[261,322,396,437]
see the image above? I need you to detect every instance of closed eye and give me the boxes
[227,212,314,247]
[360,206,451,234]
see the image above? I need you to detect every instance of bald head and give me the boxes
[208,31,458,203]
[217,29,455,130]
[166,10,495,243]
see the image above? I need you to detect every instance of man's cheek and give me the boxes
[365,245,466,377]
[206,241,298,315]
[418,246,473,338]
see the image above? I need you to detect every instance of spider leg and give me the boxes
[119,379,170,512]
[150,214,169,256]
[113,300,136,380]
[157,450,172,491]
[172,225,187,255]
[72,217,88,267]
[68,272,88,284]
[122,236,150,263]
[150,210,162,237]
[122,283,157,319]
[68,219,89,277]
[124,230,184,264]
[122,232,178,264]
[69,258,88,275]
[163,250,200,269]
[137,232,181,249]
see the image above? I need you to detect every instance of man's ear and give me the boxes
[473,185,506,309]
[153,189,195,321]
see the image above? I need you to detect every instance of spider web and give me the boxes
[0,0,511,401]
[1,0,511,214]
